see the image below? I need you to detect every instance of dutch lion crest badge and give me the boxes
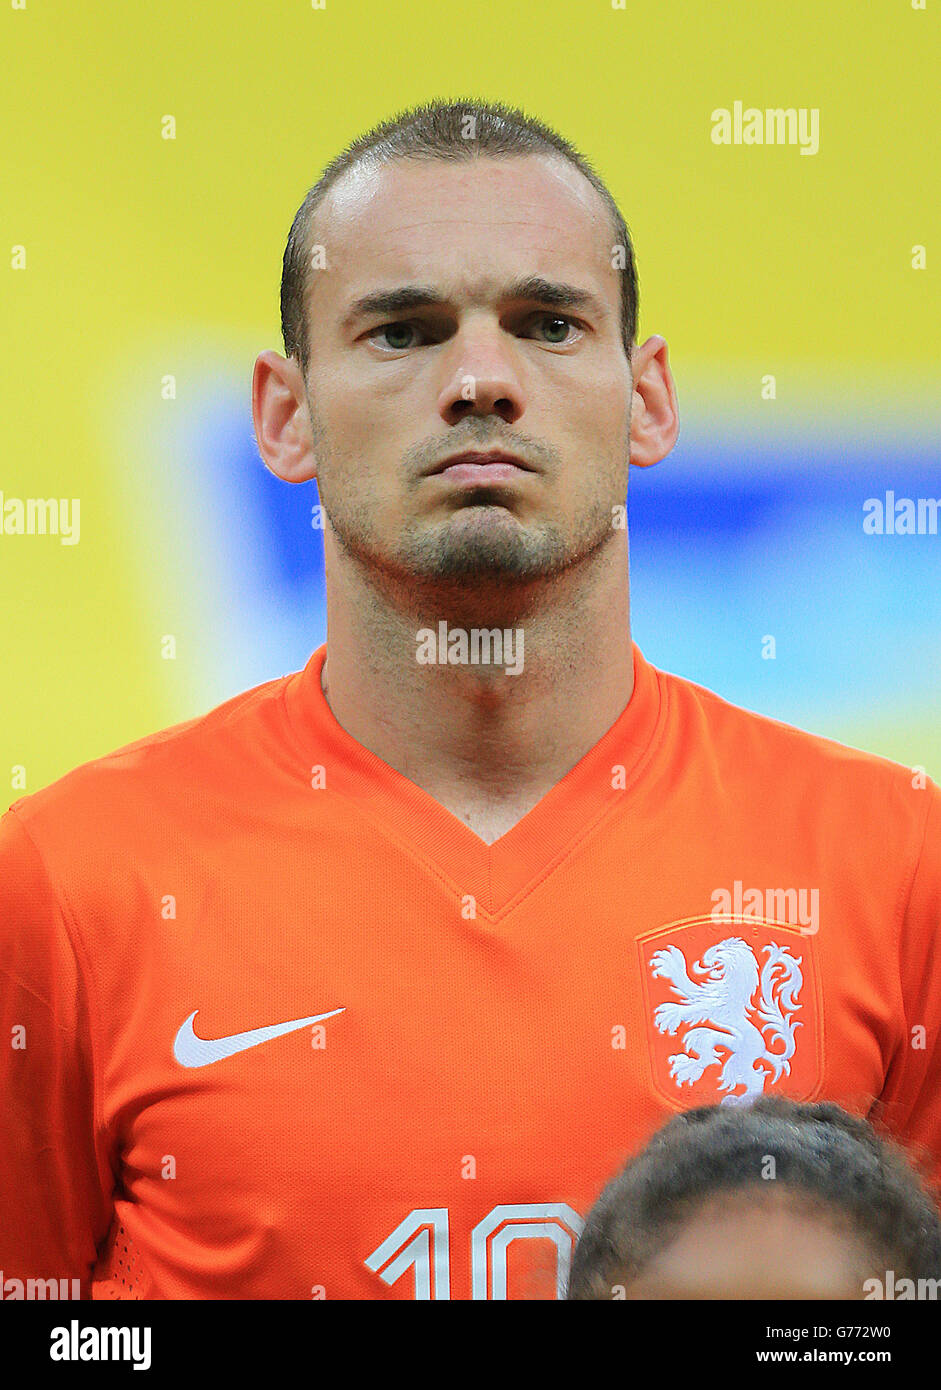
[638,916,822,1109]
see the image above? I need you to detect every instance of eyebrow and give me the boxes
[340,275,607,329]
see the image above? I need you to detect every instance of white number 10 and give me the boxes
[364,1203,584,1299]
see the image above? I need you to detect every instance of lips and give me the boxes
[426,450,533,476]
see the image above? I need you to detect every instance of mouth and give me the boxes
[425,450,535,485]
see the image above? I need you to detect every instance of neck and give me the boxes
[318,531,634,839]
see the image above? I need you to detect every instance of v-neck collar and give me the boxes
[281,641,664,918]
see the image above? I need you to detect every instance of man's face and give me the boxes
[299,153,633,586]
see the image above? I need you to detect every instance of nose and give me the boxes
[436,323,525,427]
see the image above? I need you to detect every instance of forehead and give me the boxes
[310,153,617,314]
[636,1194,867,1297]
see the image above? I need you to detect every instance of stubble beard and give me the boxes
[325,487,620,624]
[309,397,624,616]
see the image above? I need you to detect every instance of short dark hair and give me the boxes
[280,97,638,379]
[566,1096,941,1298]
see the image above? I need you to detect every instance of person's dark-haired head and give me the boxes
[567,1097,941,1300]
[280,97,638,381]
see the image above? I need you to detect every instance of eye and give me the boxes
[524,313,581,345]
[367,321,427,351]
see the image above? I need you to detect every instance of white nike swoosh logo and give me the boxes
[173,1007,346,1068]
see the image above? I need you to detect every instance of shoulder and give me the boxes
[4,670,298,861]
[652,658,938,840]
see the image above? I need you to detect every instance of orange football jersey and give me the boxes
[1,642,939,1299]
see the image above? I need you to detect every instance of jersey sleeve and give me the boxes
[0,807,115,1295]
[880,778,941,1202]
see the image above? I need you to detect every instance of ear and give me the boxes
[629,335,679,468]
[252,350,320,483]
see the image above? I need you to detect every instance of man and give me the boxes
[1,98,938,1301]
